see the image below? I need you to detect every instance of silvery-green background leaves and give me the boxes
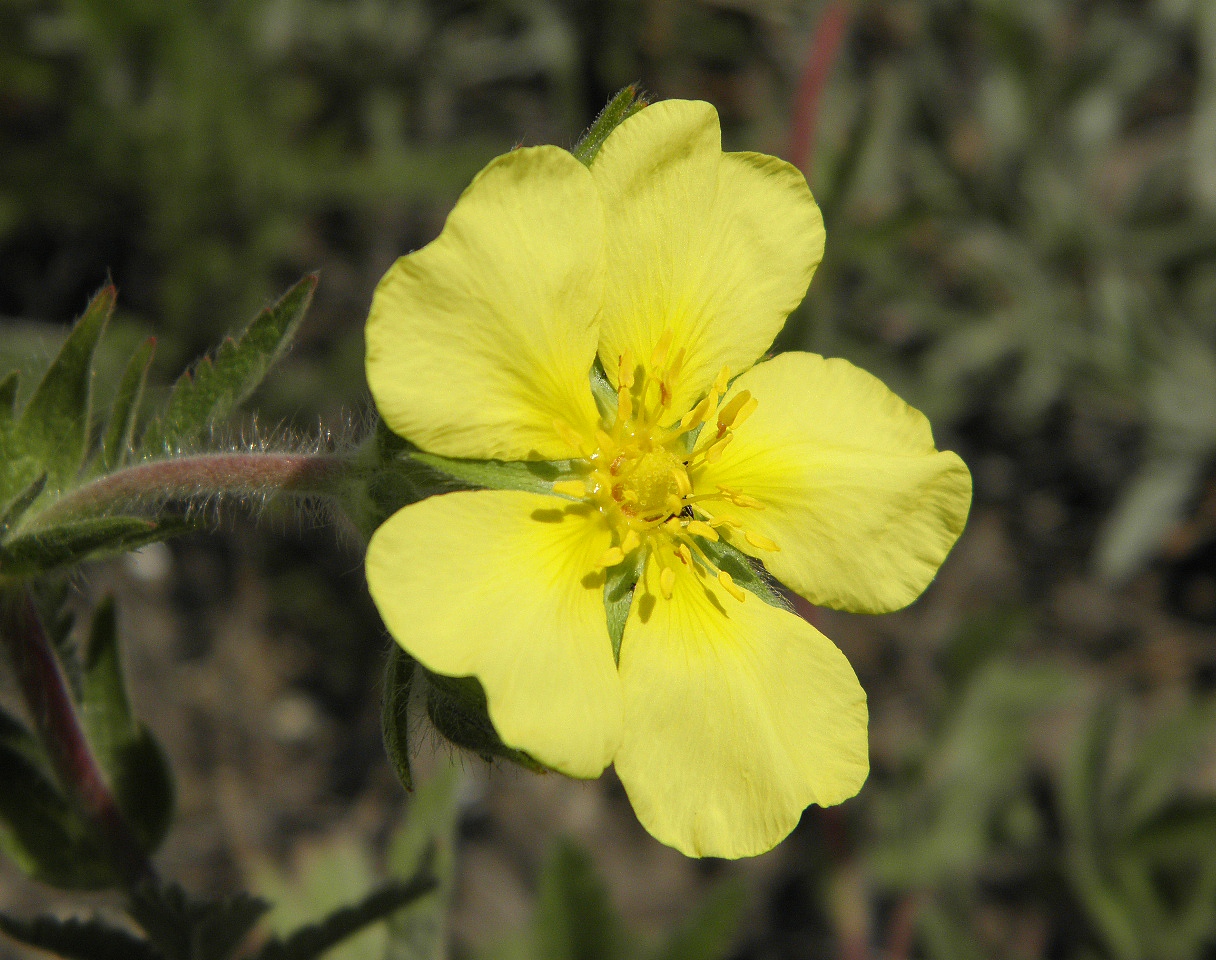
[6,0,1216,958]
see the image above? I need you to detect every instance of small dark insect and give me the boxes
[680,504,695,519]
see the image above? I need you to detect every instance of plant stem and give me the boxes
[35,452,350,528]
[788,1,853,175]
[0,589,156,888]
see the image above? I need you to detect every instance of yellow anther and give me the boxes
[703,436,732,464]
[597,547,626,569]
[665,494,684,515]
[713,365,731,397]
[709,514,743,528]
[717,390,754,430]
[595,428,616,453]
[676,543,694,567]
[730,493,765,509]
[660,565,676,599]
[617,387,632,425]
[664,517,684,536]
[717,570,746,602]
[685,520,719,541]
[731,396,759,430]
[618,349,635,389]
[680,396,712,432]
[552,480,587,498]
[667,347,686,381]
[650,329,674,370]
[554,419,589,452]
[744,530,780,552]
[620,529,641,555]
[671,468,692,497]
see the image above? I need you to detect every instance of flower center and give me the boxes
[552,330,778,602]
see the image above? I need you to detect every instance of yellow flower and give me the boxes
[364,100,972,858]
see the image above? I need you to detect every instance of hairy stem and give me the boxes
[35,452,350,527]
[0,589,156,888]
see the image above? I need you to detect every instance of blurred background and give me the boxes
[4,0,1216,957]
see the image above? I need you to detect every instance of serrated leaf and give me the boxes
[382,645,415,792]
[410,451,583,497]
[100,337,156,473]
[81,599,175,853]
[533,839,628,960]
[140,276,316,453]
[129,882,269,960]
[651,877,747,960]
[691,536,788,609]
[16,285,114,489]
[384,765,461,960]
[0,912,162,960]
[0,516,186,576]
[572,86,648,167]
[604,549,644,663]
[253,870,438,960]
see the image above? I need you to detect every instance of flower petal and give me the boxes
[614,551,868,859]
[367,147,604,460]
[697,352,973,614]
[365,490,622,778]
[590,100,824,417]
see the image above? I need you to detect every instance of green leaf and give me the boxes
[651,878,747,960]
[0,913,162,960]
[253,868,438,960]
[100,337,156,473]
[81,599,175,853]
[140,275,316,453]
[0,516,188,576]
[604,548,645,663]
[691,536,787,609]
[533,839,628,960]
[0,473,47,538]
[16,285,115,489]
[129,882,269,960]
[384,766,461,960]
[382,645,415,792]
[588,358,619,421]
[410,450,583,496]
[572,86,648,167]
[0,372,17,420]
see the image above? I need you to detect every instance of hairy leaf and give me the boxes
[16,285,115,489]
[100,337,157,473]
[140,275,316,453]
[0,913,162,960]
[0,516,187,576]
[382,645,415,792]
[0,473,47,539]
[129,882,269,960]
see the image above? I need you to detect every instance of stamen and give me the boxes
[709,514,743,528]
[685,520,718,541]
[717,391,754,430]
[660,565,676,599]
[671,468,692,498]
[676,543,694,567]
[554,419,591,454]
[717,570,746,602]
[679,396,713,432]
[665,494,684,515]
[744,530,780,552]
[650,329,674,370]
[617,387,632,425]
[620,529,641,554]
[713,365,731,397]
[702,436,732,464]
[597,546,626,569]
[552,480,587,498]
[618,349,635,389]
[730,396,759,430]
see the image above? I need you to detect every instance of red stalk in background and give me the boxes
[788,2,853,175]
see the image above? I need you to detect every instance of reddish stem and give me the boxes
[788,2,853,174]
[0,589,155,887]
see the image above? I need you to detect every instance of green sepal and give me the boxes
[0,913,162,960]
[128,882,269,960]
[382,644,415,792]
[100,336,156,473]
[604,548,645,663]
[140,275,316,454]
[0,372,17,420]
[0,516,191,577]
[691,535,788,609]
[0,711,113,890]
[251,866,438,960]
[80,599,175,854]
[571,86,649,167]
[533,839,628,960]
[422,670,544,772]
[16,285,114,490]
[410,450,583,498]
[588,357,618,421]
